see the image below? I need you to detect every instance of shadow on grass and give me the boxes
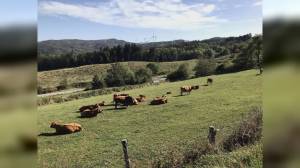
[76,115,98,119]
[38,132,66,136]
[105,107,128,111]
[149,103,168,106]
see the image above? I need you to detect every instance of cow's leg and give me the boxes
[115,101,118,109]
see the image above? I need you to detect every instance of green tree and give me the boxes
[135,68,152,84]
[146,63,159,75]
[167,64,190,81]
[91,75,106,89]
[194,59,216,77]
[204,49,215,58]
[233,35,262,72]
[105,63,136,87]
[124,70,136,85]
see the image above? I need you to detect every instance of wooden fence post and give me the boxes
[208,126,218,145]
[121,139,130,168]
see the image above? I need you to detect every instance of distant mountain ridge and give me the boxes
[38,34,261,71]
[38,39,128,56]
[38,34,254,58]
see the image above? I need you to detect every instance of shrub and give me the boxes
[91,75,106,89]
[194,59,216,77]
[105,63,135,87]
[135,68,153,84]
[124,70,136,85]
[215,62,235,74]
[146,63,159,75]
[37,86,44,94]
[223,107,263,152]
[167,64,190,81]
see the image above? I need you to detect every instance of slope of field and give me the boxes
[38,60,198,89]
[38,70,262,167]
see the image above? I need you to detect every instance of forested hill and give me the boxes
[38,34,261,71]
[38,39,128,56]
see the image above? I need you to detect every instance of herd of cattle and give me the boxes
[49,78,213,134]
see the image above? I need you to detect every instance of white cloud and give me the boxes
[253,0,262,6]
[39,0,224,30]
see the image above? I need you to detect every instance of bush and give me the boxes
[223,107,262,152]
[215,62,235,74]
[135,68,153,84]
[91,75,106,89]
[105,63,136,87]
[147,63,159,75]
[37,86,44,94]
[194,59,216,77]
[167,64,190,81]
[124,70,136,85]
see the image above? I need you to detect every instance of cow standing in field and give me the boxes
[180,85,199,96]
[207,78,213,85]
[80,104,103,118]
[50,122,82,134]
[113,94,138,109]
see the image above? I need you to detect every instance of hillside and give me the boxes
[38,60,199,90]
[38,39,128,56]
[38,70,262,167]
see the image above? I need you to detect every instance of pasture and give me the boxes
[38,70,262,167]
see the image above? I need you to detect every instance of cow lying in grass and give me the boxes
[136,95,146,102]
[50,122,82,134]
[150,95,168,105]
[79,101,105,112]
[113,94,138,109]
[180,85,199,96]
[80,104,103,118]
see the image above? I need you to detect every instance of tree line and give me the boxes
[91,34,262,90]
[38,34,256,71]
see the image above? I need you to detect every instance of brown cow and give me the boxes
[180,85,199,96]
[207,78,213,85]
[136,95,146,102]
[113,94,138,109]
[79,104,96,112]
[150,96,168,105]
[80,105,103,118]
[79,101,105,112]
[114,93,129,97]
[50,122,82,134]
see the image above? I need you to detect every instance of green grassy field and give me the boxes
[38,70,262,167]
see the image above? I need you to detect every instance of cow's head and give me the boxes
[50,122,58,128]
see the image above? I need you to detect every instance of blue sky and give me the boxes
[0,0,37,25]
[38,0,262,42]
